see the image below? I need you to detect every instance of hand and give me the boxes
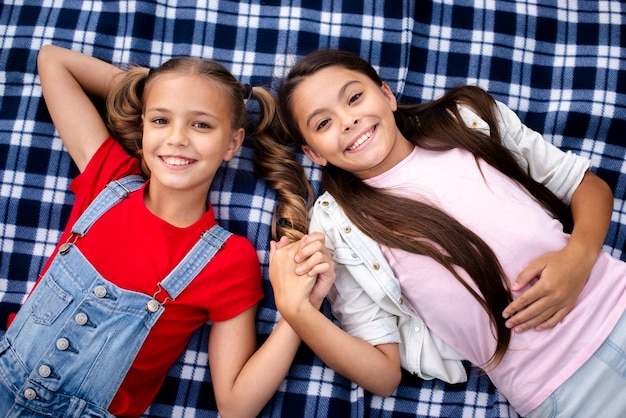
[269,233,335,316]
[293,232,335,308]
[502,246,596,332]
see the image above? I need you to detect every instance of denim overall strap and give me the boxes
[0,174,231,417]
[70,175,145,236]
[158,225,232,300]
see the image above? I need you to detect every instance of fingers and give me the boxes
[295,247,332,277]
[503,277,573,332]
[504,296,554,332]
[503,259,546,319]
[504,300,571,332]
[274,235,291,249]
[294,232,326,262]
[510,259,544,291]
[271,233,332,278]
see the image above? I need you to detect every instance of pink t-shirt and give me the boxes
[366,146,626,415]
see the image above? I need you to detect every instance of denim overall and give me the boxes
[0,176,232,417]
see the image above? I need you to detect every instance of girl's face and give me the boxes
[292,66,413,179]
[141,73,244,199]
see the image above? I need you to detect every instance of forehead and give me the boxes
[145,73,231,114]
[295,66,368,96]
[292,66,373,119]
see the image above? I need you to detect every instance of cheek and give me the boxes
[139,131,159,153]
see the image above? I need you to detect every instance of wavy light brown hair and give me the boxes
[257,49,572,368]
[105,57,277,179]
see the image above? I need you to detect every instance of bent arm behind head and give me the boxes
[38,45,123,172]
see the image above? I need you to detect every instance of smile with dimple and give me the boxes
[347,127,375,151]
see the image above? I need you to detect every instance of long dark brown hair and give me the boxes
[255,49,571,367]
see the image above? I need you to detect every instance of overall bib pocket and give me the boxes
[29,273,73,326]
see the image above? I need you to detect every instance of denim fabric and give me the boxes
[525,309,626,418]
[0,176,231,417]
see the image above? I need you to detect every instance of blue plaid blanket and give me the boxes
[1,1,624,417]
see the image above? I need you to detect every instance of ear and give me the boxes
[301,144,328,166]
[381,82,398,112]
[223,128,245,161]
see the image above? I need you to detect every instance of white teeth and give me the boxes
[348,130,373,150]
[163,157,192,166]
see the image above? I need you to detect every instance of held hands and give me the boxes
[502,245,597,332]
[269,232,335,316]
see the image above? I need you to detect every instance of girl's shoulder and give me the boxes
[71,138,142,199]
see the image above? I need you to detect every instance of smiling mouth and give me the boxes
[347,127,375,151]
[161,156,194,166]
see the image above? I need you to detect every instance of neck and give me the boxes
[143,184,208,228]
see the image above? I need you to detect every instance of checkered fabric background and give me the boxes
[0,1,624,417]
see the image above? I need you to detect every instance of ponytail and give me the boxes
[251,87,313,241]
[106,66,150,177]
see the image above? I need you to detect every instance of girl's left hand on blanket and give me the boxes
[502,246,593,332]
[269,232,335,312]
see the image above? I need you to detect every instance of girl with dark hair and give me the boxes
[261,49,626,417]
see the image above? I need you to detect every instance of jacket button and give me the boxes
[321,201,329,206]
[75,312,88,325]
[94,285,107,298]
[24,388,37,400]
[56,337,70,351]
[344,226,351,233]
[399,297,404,305]
[372,263,380,270]
[38,364,52,378]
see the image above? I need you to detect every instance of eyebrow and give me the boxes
[305,80,360,128]
[146,108,218,119]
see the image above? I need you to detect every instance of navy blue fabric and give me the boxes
[0,1,624,416]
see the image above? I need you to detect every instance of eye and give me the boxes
[316,119,329,131]
[348,93,362,104]
[193,122,212,129]
[152,118,168,125]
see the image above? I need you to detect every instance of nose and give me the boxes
[167,124,189,146]
[343,116,359,132]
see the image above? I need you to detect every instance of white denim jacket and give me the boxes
[308,102,591,383]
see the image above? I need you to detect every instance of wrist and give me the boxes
[277,298,316,324]
[564,237,601,267]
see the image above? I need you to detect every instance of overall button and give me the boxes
[56,337,70,351]
[59,243,71,255]
[93,285,107,298]
[24,388,37,400]
[75,312,88,325]
[38,365,52,378]
[146,299,159,313]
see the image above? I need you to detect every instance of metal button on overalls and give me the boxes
[38,364,52,378]
[75,312,88,325]
[56,338,69,351]
[94,285,107,298]
[0,176,231,416]
[23,388,36,400]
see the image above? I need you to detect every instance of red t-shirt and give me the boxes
[32,138,263,417]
